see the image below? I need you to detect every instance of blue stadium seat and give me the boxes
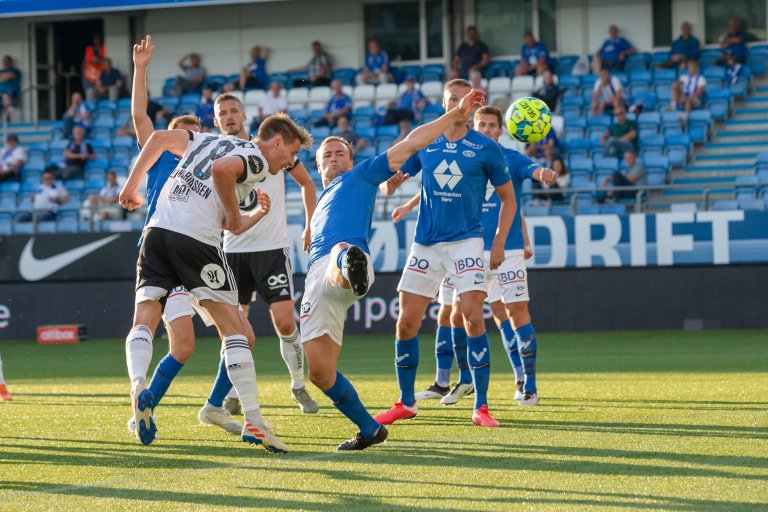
[0,214,11,235]
[332,68,356,86]
[593,156,618,172]
[599,204,626,215]
[706,87,731,120]
[664,134,691,167]
[626,52,650,72]
[651,51,670,67]
[555,55,579,76]
[524,203,550,216]
[645,170,665,186]
[486,60,512,78]
[376,125,399,138]
[550,204,572,217]
[0,181,20,194]
[577,204,600,215]
[756,152,768,171]
[558,75,581,91]
[205,74,229,91]
[422,64,445,81]
[644,154,669,174]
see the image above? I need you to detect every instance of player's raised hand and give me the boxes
[133,35,154,68]
[119,187,143,211]
[537,167,558,185]
[489,244,506,270]
[391,204,412,223]
[455,89,486,119]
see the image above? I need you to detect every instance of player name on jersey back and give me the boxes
[148,132,268,246]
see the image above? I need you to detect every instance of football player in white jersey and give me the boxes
[198,93,320,432]
[119,114,312,453]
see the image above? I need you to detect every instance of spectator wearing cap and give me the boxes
[357,39,392,85]
[592,25,635,73]
[451,26,490,79]
[0,133,25,183]
[383,76,426,125]
[17,171,70,223]
[516,32,550,77]
[659,22,700,70]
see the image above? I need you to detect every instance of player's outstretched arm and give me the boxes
[228,189,270,236]
[392,192,421,223]
[288,161,317,252]
[532,166,557,185]
[489,181,516,270]
[385,88,485,171]
[132,35,155,148]
[212,155,249,233]
[120,129,191,210]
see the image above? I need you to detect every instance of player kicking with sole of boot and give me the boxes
[375,80,516,428]
[301,87,486,449]
[120,111,311,453]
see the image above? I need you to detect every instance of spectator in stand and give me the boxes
[173,52,207,96]
[227,45,270,91]
[468,69,487,95]
[717,18,748,65]
[195,86,215,131]
[591,68,625,116]
[88,170,122,220]
[383,75,426,125]
[516,32,550,77]
[249,80,288,132]
[333,115,367,149]
[533,157,568,203]
[314,79,351,128]
[592,25,635,73]
[17,171,70,222]
[357,39,392,85]
[0,55,21,98]
[53,125,95,180]
[96,58,123,100]
[451,26,490,79]
[600,105,638,159]
[598,151,645,202]
[659,22,700,70]
[82,34,106,101]
[0,134,25,183]
[290,41,333,87]
[670,59,707,113]
[533,70,560,111]
[62,91,92,138]
[525,128,560,165]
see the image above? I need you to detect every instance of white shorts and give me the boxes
[486,250,530,304]
[436,275,455,305]
[398,238,487,299]
[162,286,215,327]
[299,253,375,346]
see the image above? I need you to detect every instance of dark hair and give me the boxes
[474,105,503,127]
[6,133,18,143]
[258,113,313,150]
[168,114,201,129]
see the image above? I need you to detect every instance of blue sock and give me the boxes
[434,326,453,387]
[323,371,379,439]
[395,336,419,406]
[499,320,524,381]
[467,332,491,409]
[207,357,233,407]
[148,353,183,409]
[452,327,472,385]
[516,323,537,393]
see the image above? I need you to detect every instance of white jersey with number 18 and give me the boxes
[147,131,268,246]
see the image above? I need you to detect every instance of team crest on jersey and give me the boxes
[200,263,226,289]
[299,299,311,318]
[463,150,475,158]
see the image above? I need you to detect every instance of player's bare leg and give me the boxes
[202,299,288,453]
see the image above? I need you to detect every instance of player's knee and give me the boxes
[170,338,195,364]
[308,365,334,391]
[437,305,452,326]
[396,315,421,339]
[449,306,464,328]
[508,303,531,327]
[273,317,296,337]
[462,311,485,336]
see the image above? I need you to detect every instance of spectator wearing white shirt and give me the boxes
[17,171,70,222]
[0,133,25,183]
[590,68,625,116]
[671,59,707,113]
[250,81,288,132]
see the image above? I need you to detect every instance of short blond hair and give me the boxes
[318,135,354,159]
[214,92,244,113]
[168,114,201,129]
[444,78,472,90]
[258,113,313,150]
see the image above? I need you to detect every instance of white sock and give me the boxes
[223,335,263,424]
[225,388,238,400]
[0,354,5,385]
[279,329,304,389]
[126,325,153,389]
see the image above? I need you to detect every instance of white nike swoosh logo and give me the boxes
[19,234,122,281]
[426,148,440,152]
[396,353,410,362]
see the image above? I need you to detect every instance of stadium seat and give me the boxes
[524,203,550,216]
[599,204,626,215]
[664,134,691,167]
[687,110,713,143]
[287,87,309,107]
[420,81,443,102]
[706,87,732,120]
[712,200,738,211]
[244,89,266,106]
[352,84,376,105]
[332,68,357,85]
[488,77,511,96]
[487,60,513,78]
[511,76,534,95]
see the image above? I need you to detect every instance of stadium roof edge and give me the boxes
[0,0,288,19]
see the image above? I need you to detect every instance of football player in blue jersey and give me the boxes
[300,87,487,450]
[374,79,516,428]
[392,105,555,407]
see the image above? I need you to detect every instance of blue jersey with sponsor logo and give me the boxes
[140,150,180,246]
[308,152,393,269]
[401,129,510,246]
[481,146,537,251]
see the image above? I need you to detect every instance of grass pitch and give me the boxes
[0,330,767,511]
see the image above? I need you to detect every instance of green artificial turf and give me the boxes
[0,330,766,511]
